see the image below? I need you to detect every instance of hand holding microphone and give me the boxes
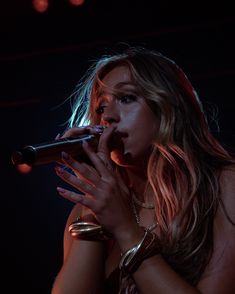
[11,126,105,166]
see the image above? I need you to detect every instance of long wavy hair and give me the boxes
[68,47,234,285]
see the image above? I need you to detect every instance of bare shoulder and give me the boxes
[63,203,83,261]
[65,203,83,229]
[197,165,235,293]
[63,204,96,261]
[219,164,235,190]
[218,165,235,222]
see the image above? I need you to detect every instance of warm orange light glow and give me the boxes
[17,164,32,174]
[69,0,85,6]
[33,0,49,13]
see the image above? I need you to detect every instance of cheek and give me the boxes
[115,105,157,161]
[128,104,157,133]
[129,115,157,145]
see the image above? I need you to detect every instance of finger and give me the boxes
[56,187,93,209]
[82,141,114,178]
[81,161,98,175]
[95,126,116,172]
[61,151,100,185]
[55,166,95,196]
[61,126,90,139]
[55,133,61,140]
[55,159,64,166]
[61,125,105,139]
[89,125,106,135]
[116,171,128,190]
[97,126,116,156]
[53,133,62,164]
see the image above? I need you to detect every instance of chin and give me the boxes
[111,150,125,165]
[111,150,136,167]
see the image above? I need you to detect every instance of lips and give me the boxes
[109,130,128,152]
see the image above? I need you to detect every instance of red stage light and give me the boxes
[69,0,85,6]
[32,0,49,13]
[16,164,32,174]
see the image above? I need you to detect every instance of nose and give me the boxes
[101,100,120,126]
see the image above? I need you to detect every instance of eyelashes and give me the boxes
[95,94,137,114]
[118,94,137,103]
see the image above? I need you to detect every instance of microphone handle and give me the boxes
[11,134,99,166]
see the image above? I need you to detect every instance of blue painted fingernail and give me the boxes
[95,125,105,129]
[93,128,103,134]
[94,125,105,132]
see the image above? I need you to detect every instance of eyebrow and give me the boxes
[114,81,137,88]
[96,81,137,98]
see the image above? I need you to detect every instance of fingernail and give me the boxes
[94,128,104,134]
[55,166,64,174]
[62,151,70,160]
[82,140,89,148]
[55,133,61,140]
[94,125,105,131]
[57,187,65,193]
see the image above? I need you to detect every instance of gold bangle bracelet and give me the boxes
[119,229,161,273]
[68,219,112,241]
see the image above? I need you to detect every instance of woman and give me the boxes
[51,47,235,293]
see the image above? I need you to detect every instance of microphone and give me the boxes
[11,134,99,166]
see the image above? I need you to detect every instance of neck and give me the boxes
[125,166,149,201]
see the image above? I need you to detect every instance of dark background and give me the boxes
[1,0,234,293]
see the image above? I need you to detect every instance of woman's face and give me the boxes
[95,65,158,167]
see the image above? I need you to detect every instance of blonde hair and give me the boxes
[68,47,234,285]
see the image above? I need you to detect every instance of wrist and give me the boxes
[119,229,161,274]
[114,223,145,252]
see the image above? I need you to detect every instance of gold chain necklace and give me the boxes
[132,190,155,209]
[131,192,158,232]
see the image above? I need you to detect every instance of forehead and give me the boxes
[101,65,132,89]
